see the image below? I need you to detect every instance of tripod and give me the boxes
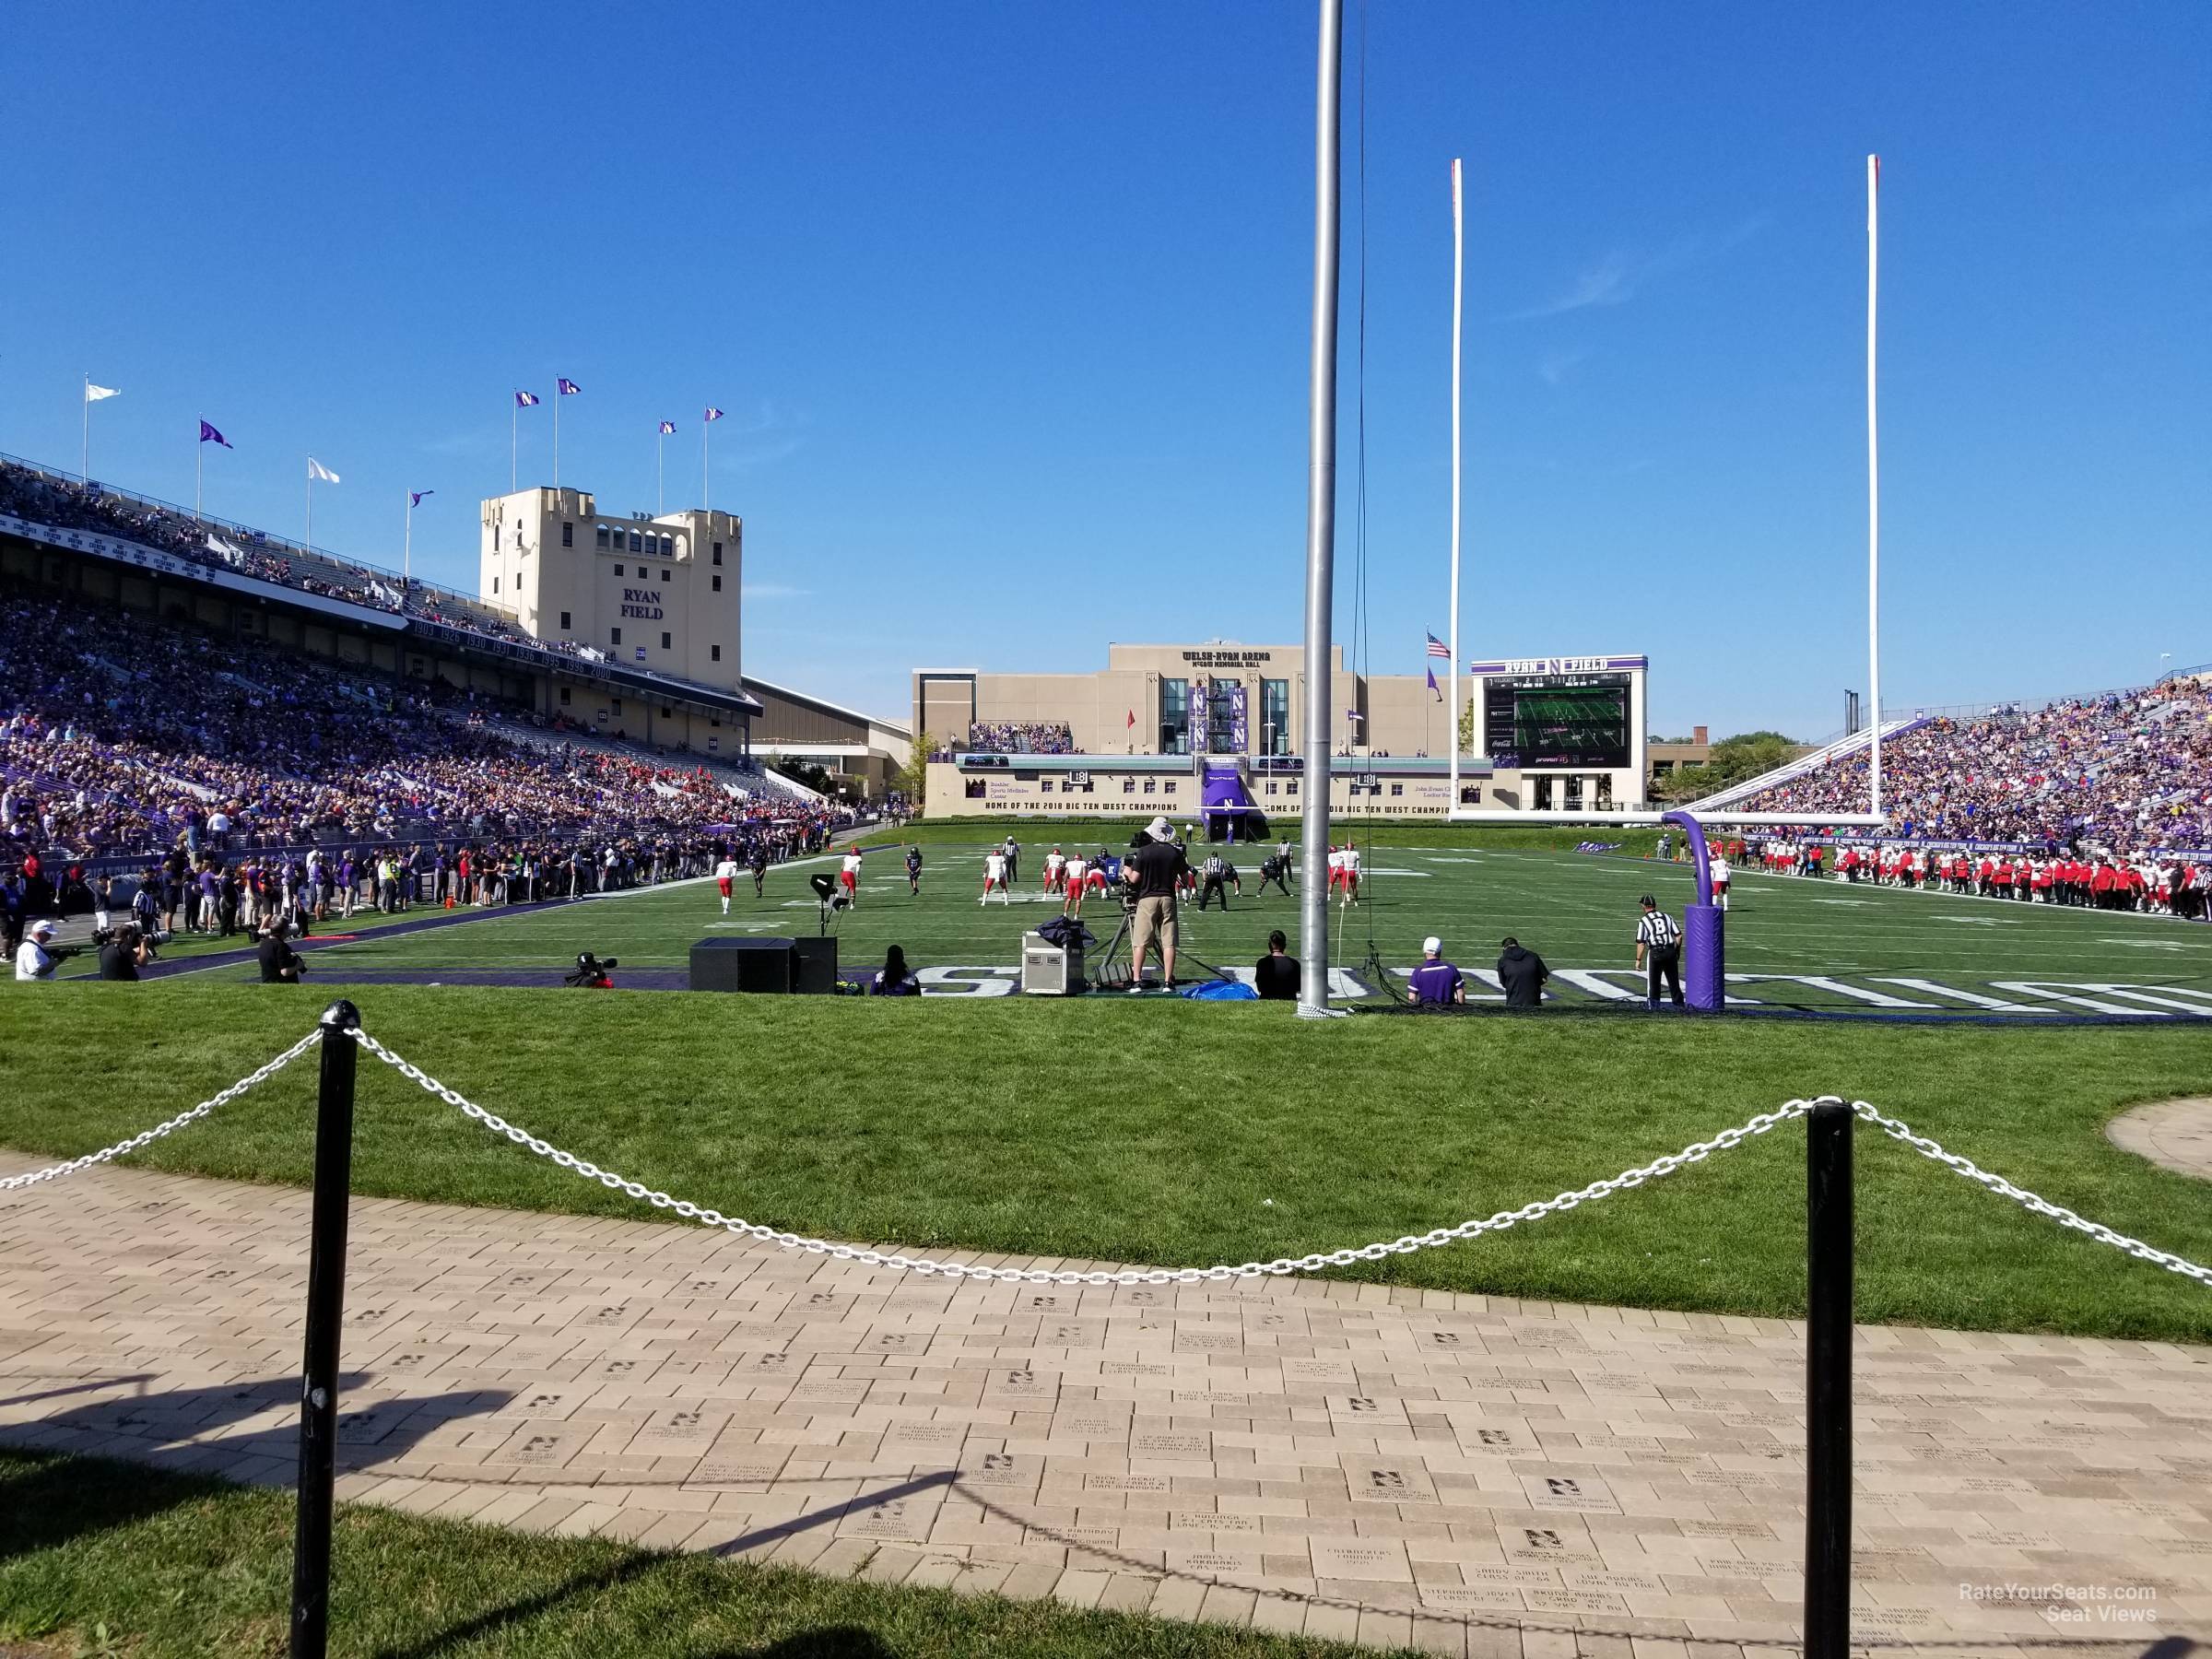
[1087,895,1233,994]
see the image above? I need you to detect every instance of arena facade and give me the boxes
[913,642,1650,819]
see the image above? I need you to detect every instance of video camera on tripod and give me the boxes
[806,872,849,934]
[563,951,618,988]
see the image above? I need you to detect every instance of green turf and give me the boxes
[0,1450,1383,1658]
[118,822,2212,1014]
[3,982,2208,1341]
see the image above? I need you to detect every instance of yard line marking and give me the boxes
[1870,978,2050,1014]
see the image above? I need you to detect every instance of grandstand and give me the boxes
[1712,673,2212,860]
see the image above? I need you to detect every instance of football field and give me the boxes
[158,823,2212,1016]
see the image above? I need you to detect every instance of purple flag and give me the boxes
[1426,666,1441,700]
[1346,709,1363,723]
[558,377,582,395]
[410,489,434,508]
[658,418,677,434]
[515,390,540,408]
[198,419,230,448]
[703,406,724,422]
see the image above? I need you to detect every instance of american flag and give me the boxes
[1425,632,1449,658]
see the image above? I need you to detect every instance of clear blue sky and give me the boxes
[6,2,2206,740]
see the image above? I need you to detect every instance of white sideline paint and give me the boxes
[1724,974,1939,1010]
[1871,978,2046,1014]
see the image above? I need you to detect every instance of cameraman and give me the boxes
[99,924,149,982]
[1124,816,1188,992]
[257,918,306,984]
[14,918,61,982]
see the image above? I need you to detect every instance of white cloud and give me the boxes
[1507,218,1767,321]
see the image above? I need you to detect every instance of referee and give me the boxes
[1634,894,1685,1009]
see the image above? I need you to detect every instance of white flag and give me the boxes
[85,382,120,402]
[307,457,340,484]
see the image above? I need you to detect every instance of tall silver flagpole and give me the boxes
[81,374,89,483]
[196,414,204,520]
[1448,157,1464,815]
[1865,154,1882,822]
[404,490,412,585]
[511,400,518,494]
[700,418,709,509]
[305,462,313,554]
[657,428,665,515]
[1297,0,1344,1015]
[553,390,560,488]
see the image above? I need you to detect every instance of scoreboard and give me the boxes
[1467,654,1647,772]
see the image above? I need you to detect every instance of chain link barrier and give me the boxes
[0,1029,324,1193]
[13,1027,2207,1294]
[348,1025,1815,1284]
[1850,1102,2212,1287]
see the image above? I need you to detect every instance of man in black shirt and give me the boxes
[1125,817,1189,991]
[258,919,305,983]
[1253,930,1299,999]
[98,925,148,982]
[1496,936,1548,1009]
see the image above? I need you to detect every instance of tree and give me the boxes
[1457,694,1475,756]
[893,731,934,809]
[1652,730,1806,803]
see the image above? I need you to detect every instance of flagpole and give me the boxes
[700,419,709,509]
[196,414,204,520]
[656,429,665,515]
[81,374,90,483]
[404,490,412,585]
[553,389,560,488]
[511,399,518,494]
[1448,156,1464,814]
[306,464,313,554]
[1296,0,1343,1016]
[1865,154,1882,823]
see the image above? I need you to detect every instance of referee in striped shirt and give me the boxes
[1634,895,1685,1009]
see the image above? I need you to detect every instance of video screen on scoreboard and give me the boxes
[1484,674,1630,768]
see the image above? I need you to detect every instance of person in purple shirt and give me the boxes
[1406,936,1465,1006]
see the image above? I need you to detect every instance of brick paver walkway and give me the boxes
[3,1154,2207,1655]
[2107,1099,2212,1183]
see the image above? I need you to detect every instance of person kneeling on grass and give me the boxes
[1407,935,1464,1006]
[1496,936,1548,1009]
[872,944,922,996]
[1253,929,1300,999]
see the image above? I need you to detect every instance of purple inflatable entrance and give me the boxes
[1199,762,1267,842]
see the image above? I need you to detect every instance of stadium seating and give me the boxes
[1726,677,2212,859]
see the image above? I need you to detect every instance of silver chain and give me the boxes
[1850,1102,2212,1287]
[0,1029,324,1194]
[347,1026,1815,1284]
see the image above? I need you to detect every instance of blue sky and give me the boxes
[6,2,2206,740]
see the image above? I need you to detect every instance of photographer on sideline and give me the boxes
[14,918,61,982]
[257,918,306,984]
[1124,815,1189,992]
[99,924,149,982]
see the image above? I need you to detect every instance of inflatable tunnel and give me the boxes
[1200,761,1268,842]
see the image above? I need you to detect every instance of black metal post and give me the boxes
[290,1000,360,1659]
[1805,1100,1854,1659]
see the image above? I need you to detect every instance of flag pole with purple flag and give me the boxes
[555,379,581,488]
[512,390,540,492]
[194,417,230,519]
[701,406,724,508]
[657,419,676,514]
[406,489,433,586]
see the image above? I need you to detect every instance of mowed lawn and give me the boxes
[3,977,2210,1343]
[90,820,2212,1013]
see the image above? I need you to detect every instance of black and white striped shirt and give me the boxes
[1636,910,1682,948]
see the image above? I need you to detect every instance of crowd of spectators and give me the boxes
[1730,677,2212,863]
[0,585,856,866]
[958,722,1076,755]
[2,459,616,669]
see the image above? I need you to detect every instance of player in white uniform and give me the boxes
[981,849,1009,904]
[1708,853,1730,911]
[1339,842,1361,906]
[840,848,864,908]
[713,853,739,914]
[1044,846,1066,894]
[1061,853,1088,916]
